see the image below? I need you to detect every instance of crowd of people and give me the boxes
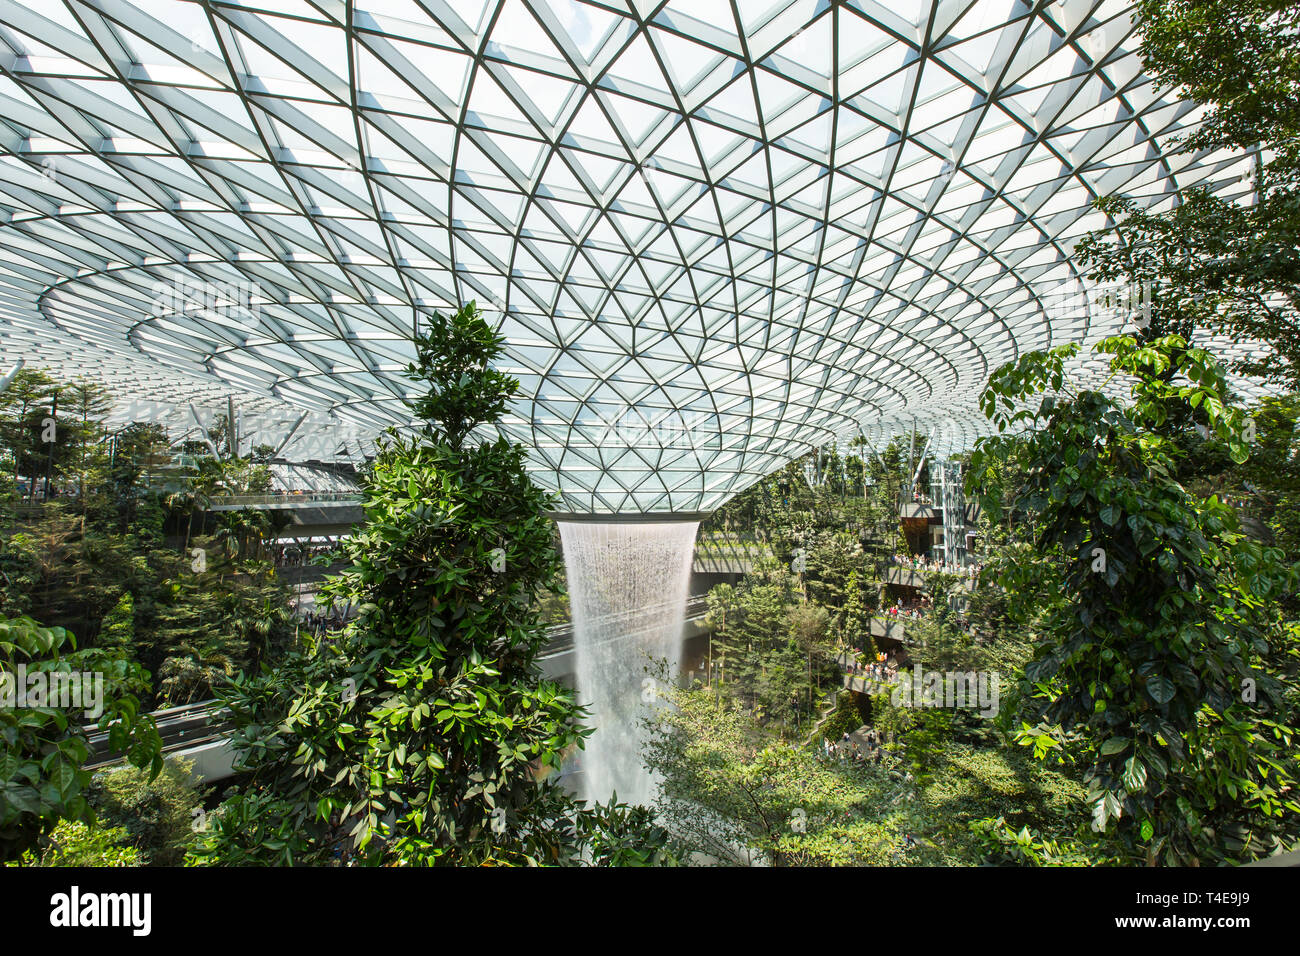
[844,656,900,683]
[290,602,352,636]
[890,552,945,571]
[271,542,346,568]
[889,551,983,580]
[884,596,929,619]
[822,727,889,764]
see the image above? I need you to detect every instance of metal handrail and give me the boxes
[85,594,714,767]
[206,491,362,507]
[539,595,710,658]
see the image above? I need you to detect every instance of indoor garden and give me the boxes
[0,0,1296,894]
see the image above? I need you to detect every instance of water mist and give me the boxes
[556,519,699,806]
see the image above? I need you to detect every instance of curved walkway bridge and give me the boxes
[87,595,712,784]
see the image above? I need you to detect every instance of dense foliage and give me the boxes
[968,335,1300,863]
[0,374,298,708]
[0,614,161,861]
[6,0,1300,870]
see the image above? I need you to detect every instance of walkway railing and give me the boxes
[206,491,362,510]
[540,594,711,658]
[843,674,896,694]
[693,533,770,573]
[87,594,714,768]
[85,698,233,769]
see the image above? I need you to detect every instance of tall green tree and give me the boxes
[109,422,171,528]
[1076,0,1300,383]
[967,334,1300,864]
[841,568,872,655]
[0,369,59,500]
[192,302,673,866]
[60,379,113,509]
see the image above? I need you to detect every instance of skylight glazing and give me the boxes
[0,0,1264,513]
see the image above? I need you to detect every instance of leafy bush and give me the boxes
[901,743,1092,865]
[968,816,1106,867]
[818,691,864,741]
[1,613,161,862]
[8,818,142,867]
[647,686,915,865]
[88,759,201,866]
[968,335,1300,863]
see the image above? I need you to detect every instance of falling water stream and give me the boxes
[557,519,699,806]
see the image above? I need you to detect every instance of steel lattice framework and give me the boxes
[0,0,1267,513]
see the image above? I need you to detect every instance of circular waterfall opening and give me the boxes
[556,519,699,806]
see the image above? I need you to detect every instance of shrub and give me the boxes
[8,819,142,867]
[89,759,201,866]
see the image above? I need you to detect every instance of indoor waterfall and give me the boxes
[556,519,699,807]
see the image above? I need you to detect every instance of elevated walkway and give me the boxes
[835,652,900,695]
[85,699,237,785]
[870,617,907,643]
[883,566,926,589]
[205,492,362,511]
[87,596,714,783]
[274,505,365,539]
[199,492,364,540]
[692,535,769,575]
[899,502,938,520]
[843,674,895,694]
[203,505,774,567]
[537,594,710,679]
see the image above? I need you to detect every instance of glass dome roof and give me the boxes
[0,0,1264,513]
